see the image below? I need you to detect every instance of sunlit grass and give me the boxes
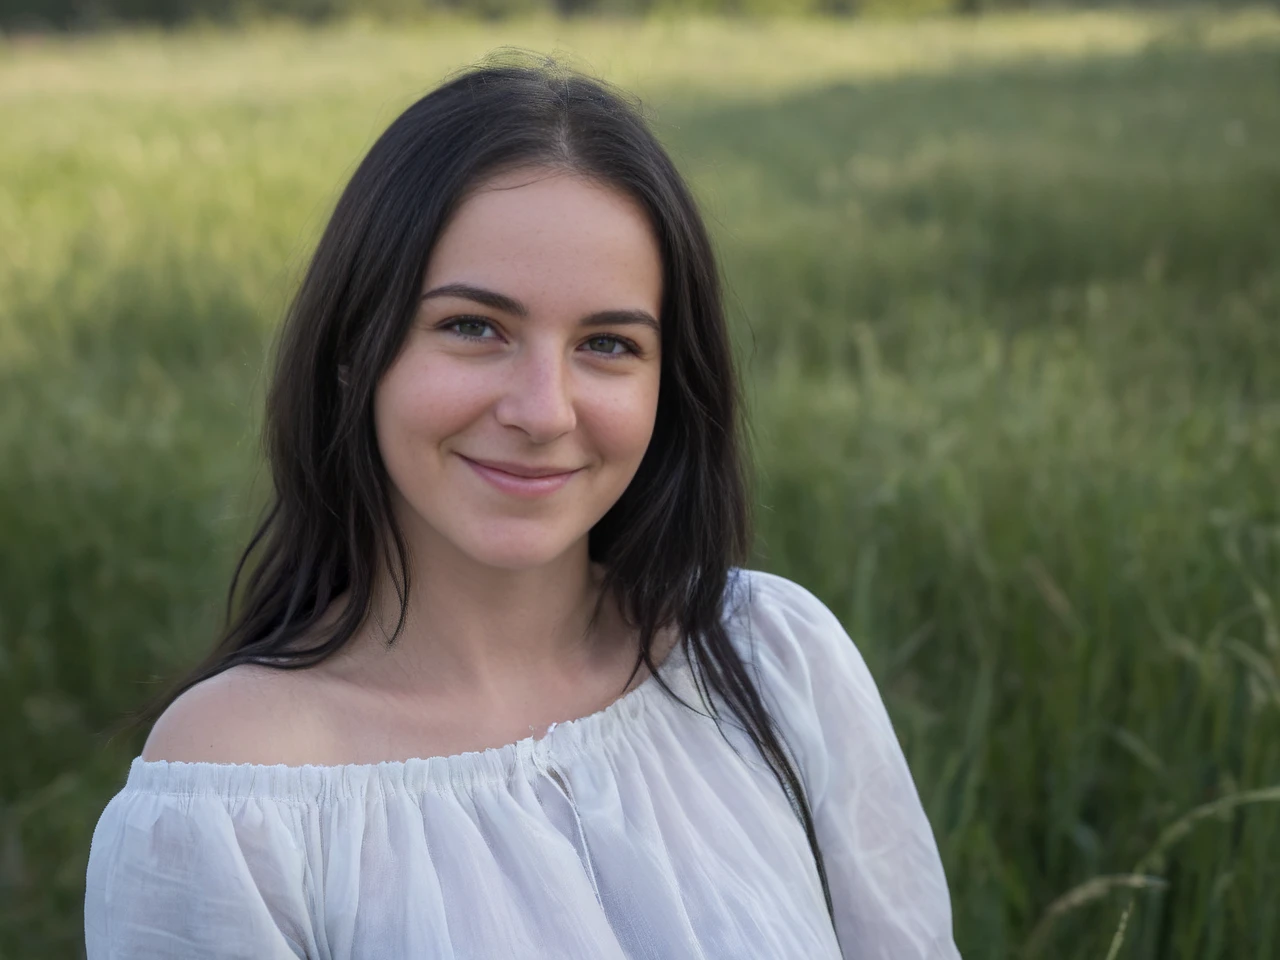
[4,11,1278,100]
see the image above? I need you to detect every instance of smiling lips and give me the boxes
[459,455,583,498]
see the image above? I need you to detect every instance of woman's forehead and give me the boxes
[423,168,663,320]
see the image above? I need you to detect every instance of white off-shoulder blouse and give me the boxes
[84,569,959,959]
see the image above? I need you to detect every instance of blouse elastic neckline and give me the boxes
[123,637,693,801]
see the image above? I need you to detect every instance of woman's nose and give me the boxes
[493,346,577,443]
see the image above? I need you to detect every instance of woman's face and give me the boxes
[374,167,664,571]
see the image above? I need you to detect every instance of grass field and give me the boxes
[3,10,1280,958]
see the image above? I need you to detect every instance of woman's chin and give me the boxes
[452,530,586,573]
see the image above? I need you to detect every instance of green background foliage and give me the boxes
[2,11,1279,959]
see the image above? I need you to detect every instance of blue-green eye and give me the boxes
[445,318,495,340]
[583,335,635,356]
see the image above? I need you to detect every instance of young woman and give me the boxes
[84,59,959,959]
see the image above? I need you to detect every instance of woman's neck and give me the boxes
[330,538,628,702]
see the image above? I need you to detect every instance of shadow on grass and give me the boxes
[661,41,1280,400]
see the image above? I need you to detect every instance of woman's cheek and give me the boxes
[382,351,498,448]
[588,377,660,472]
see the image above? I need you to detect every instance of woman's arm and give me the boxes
[84,766,319,959]
[743,570,961,960]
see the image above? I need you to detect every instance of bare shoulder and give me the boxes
[141,662,332,766]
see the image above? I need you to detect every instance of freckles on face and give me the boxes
[373,167,665,570]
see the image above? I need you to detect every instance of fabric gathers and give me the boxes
[83,568,961,959]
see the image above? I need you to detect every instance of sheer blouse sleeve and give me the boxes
[736,570,961,960]
[83,773,319,960]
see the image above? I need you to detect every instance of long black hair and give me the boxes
[137,53,834,924]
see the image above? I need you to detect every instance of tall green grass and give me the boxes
[2,13,1278,958]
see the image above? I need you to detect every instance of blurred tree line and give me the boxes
[6,0,838,29]
[1,0,1242,30]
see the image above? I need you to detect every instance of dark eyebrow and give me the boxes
[421,283,660,335]
[421,283,527,316]
[580,310,661,336]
